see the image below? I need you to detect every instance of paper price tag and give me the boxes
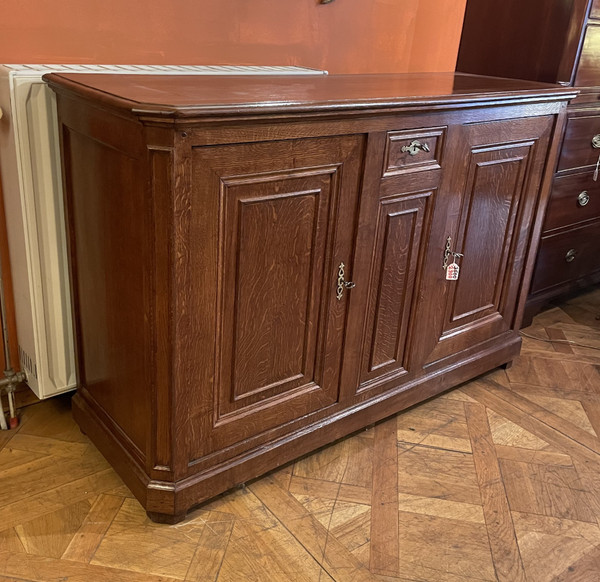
[446,262,460,281]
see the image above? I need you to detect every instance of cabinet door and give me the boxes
[410,116,554,368]
[185,135,364,461]
[341,147,439,398]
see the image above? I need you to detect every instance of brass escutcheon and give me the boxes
[401,140,431,156]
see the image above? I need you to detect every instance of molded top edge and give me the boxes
[44,71,578,119]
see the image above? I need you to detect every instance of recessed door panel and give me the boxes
[220,174,330,415]
[446,146,529,329]
[358,190,431,391]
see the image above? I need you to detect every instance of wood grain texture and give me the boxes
[465,402,526,582]
[557,112,600,172]
[575,24,600,87]
[359,190,430,385]
[369,417,399,576]
[457,0,591,85]
[409,115,553,368]
[554,545,600,581]
[187,136,364,458]
[45,72,574,120]
[531,219,600,293]
[61,494,124,562]
[48,71,571,523]
[1,289,600,580]
[543,170,600,233]
[457,0,600,318]
[383,127,445,176]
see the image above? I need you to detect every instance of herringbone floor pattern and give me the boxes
[1,289,600,581]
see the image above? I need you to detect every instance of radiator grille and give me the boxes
[3,64,327,75]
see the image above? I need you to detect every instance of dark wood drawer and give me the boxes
[382,126,446,177]
[530,220,600,293]
[557,112,600,171]
[544,171,600,231]
[575,24,600,87]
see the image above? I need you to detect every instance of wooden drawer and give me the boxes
[557,112,600,171]
[382,126,446,176]
[592,0,600,20]
[544,171,600,231]
[530,220,600,293]
[575,24,600,87]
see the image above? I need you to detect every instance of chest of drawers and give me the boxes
[458,0,600,319]
[45,72,573,522]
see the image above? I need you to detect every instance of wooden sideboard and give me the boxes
[45,72,575,522]
[457,0,600,321]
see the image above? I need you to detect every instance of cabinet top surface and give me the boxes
[44,71,577,119]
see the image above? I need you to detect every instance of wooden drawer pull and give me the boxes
[577,191,590,206]
[565,249,577,263]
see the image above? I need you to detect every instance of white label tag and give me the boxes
[446,262,460,281]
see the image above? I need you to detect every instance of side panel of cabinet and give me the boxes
[410,116,554,368]
[574,23,600,87]
[61,125,151,464]
[184,136,364,462]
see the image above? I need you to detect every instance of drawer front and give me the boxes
[544,171,600,231]
[530,220,600,293]
[557,113,600,171]
[382,126,446,176]
[592,0,600,20]
[575,24,600,87]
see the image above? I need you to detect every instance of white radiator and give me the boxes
[0,64,327,399]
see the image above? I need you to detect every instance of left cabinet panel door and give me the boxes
[184,136,365,462]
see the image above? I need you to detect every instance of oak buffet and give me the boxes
[45,72,575,523]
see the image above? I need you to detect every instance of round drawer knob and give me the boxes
[578,191,590,207]
[565,249,577,263]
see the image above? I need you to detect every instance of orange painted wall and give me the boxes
[0,0,467,74]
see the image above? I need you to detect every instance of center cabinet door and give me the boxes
[186,135,365,461]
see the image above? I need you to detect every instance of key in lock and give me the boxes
[593,134,600,182]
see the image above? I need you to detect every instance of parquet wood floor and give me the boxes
[1,289,600,581]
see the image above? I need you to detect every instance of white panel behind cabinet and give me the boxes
[0,70,76,398]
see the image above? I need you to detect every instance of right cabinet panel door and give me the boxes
[410,115,554,368]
